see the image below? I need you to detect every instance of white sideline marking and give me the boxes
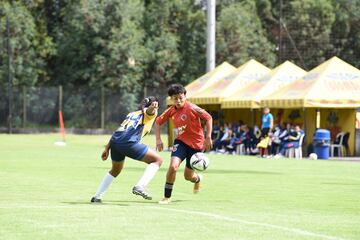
[150,207,346,240]
[0,204,347,240]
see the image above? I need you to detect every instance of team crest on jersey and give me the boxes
[172,144,179,152]
[180,114,187,121]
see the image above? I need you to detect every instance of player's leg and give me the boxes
[91,144,125,203]
[132,148,163,200]
[184,147,202,193]
[91,160,125,203]
[184,163,202,194]
[184,147,203,193]
[159,140,187,204]
[159,156,182,204]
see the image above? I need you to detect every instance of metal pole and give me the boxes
[101,87,105,129]
[59,85,63,112]
[6,16,13,134]
[278,0,283,64]
[22,86,26,128]
[206,0,216,71]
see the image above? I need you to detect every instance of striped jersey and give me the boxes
[111,108,157,144]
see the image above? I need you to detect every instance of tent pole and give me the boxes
[303,108,307,145]
[316,109,320,129]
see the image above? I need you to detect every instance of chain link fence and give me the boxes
[0,85,168,132]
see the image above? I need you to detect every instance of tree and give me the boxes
[54,0,147,112]
[0,1,54,87]
[216,0,276,67]
[330,0,360,68]
[143,0,181,93]
[281,0,335,69]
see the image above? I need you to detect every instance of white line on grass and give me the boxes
[150,206,346,240]
[0,204,347,240]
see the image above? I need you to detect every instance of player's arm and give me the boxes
[191,104,213,151]
[204,116,213,152]
[155,107,172,152]
[145,101,159,117]
[101,140,111,161]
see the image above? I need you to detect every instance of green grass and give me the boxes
[0,134,359,240]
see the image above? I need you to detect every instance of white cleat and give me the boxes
[193,174,202,194]
[158,198,171,205]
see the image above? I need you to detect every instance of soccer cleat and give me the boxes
[193,174,202,194]
[158,198,171,205]
[132,186,152,200]
[90,196,102,203]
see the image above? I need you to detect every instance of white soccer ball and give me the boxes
[309,153,318,160]
[190,152,209,171]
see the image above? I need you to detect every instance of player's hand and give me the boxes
[147,101,159,115]
[101,149,109,161]
[156,138,164,152]
[204,136,213,152]
[150,101,159,109]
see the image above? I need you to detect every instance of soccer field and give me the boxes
[0,134,359,240]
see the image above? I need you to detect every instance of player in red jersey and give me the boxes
[155,84,213,204]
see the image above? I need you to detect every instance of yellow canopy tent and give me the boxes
[187,59,270,126]
[221,61,306,109]
[166,61,236,105]
[262,57,360,108]
[188,59,271,105]
[262,56,360,155]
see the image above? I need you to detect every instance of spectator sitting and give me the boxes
[279,123,291,143]
[226,124,246,152]
[241,126,257,155]
[217,129,234,153]
[269,124,283,156]
[211,121,220,140]
[276,125,303,157]
[253,125,261,142]
[213,123,230,152]
[212,124,226,151]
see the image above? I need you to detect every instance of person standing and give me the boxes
[258,107,274,157]
[155,84,213,204]
[261,107,274,137]
[91,97,163,203]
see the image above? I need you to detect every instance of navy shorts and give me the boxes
[110,141,148,162]
[261,127,270,137]
[171,139,202,169]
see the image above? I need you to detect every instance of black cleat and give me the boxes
[90,197,102,203]
[132,186,152,200]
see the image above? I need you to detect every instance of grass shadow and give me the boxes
[91,167,281,175]
[91,166,169,173]
[207,169,281,175]
[62,201,129,207]
[106,199,186,204]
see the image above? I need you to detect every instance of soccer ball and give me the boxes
[190,152,209,171]
[309,153,318,160]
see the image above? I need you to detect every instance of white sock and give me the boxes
[135,163,160,188]
[94,172,115,199]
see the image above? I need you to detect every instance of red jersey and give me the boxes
[156,101,212,150]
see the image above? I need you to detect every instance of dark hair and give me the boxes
[140,96,159,110]
[139,96,158,124]
[167,84,186,96]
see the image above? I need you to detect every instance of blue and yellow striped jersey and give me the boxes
[111,108,157,144]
